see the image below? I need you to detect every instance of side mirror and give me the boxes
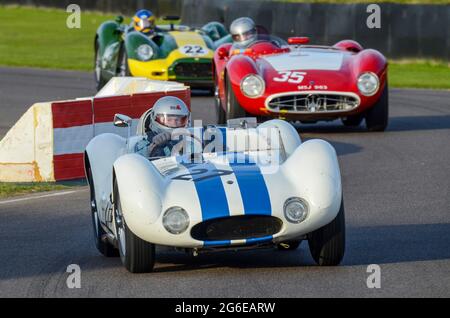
[114,114,132,127]
[217,46,229,59]
[115,15,124,24]
[288,37,310,45]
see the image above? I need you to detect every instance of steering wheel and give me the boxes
[148,131,203,158]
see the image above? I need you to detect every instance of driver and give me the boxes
[230,17,258,49]
[132,9,156,35]
[137,96,190,157]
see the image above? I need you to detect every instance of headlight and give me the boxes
[136,44,154,61]
[357,72,379,96]
[163,207,189,234]
[240,74,265,98]
[284,197,309,224]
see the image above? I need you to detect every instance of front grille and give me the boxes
[172,62,212,78]
[191,215,283,241]
[267,93,359,113]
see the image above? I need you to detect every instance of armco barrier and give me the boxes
[0,77,190,182]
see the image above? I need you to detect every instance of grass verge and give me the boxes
[0,182,72,199]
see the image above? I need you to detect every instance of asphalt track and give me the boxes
[0,67,449,297]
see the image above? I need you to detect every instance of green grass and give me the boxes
[0,6,449,89]
[389,60,450,89]
[0,6,118,70]
[0,6,166,71]
[0,182,71,199]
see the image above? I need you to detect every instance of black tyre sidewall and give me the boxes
[365,83,389,131]
[225,75,246,120]
[113,180,155,273]
[308,198,346,266]
[117,45,131,77]
[88,168,117,256]
[215,78,226,124]
[94,40,106,91]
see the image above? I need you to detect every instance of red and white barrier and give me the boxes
[0,77,190,182]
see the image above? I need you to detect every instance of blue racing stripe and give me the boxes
[203,240,231,247]
[228,153,272,216]
[245,235,273,245]
[181,161,230,221]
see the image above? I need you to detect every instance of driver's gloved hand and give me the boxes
[147,131,172,157]
[152,131,172,145]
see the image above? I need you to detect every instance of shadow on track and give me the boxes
[295,115,450,134]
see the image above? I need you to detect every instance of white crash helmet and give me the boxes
[230,17,258,48]
[148,96,190,134]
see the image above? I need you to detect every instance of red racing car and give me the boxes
[213,35,388,131]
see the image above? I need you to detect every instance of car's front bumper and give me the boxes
[234,87,385,120]
[123,196,341,250]
[128,56,213,86]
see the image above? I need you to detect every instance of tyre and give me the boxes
[94,39,107,91]
[117,44,131,77]
[341,115,363,127]
[113,179,155,273]
[225,75,247,120]
[87,167,118,257]
[308,198,345,266]
[215,81,226,124]
[365,83,389,132]
[277,240,301,251]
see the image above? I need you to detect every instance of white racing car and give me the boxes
[84,112,345,273]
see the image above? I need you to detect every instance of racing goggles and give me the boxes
[156,114,188,128]
[232,29,257,43]
[136,18,155,32]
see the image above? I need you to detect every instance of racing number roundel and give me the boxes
[179,45,209,57]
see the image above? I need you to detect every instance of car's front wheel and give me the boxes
[215,79,226,125]
[365,83,389,131]
[117,45,131,77]
[225,75,248,120]
[308,198,345,266]
[87,167,118,257]
[113,179,155,273]
[94,39,106,91]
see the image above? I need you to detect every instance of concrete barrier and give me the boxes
[0,77,190,182]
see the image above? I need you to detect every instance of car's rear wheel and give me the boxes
[308,198,345,266]
[365,83,389,131]
[277,240,301,251]
[87,167,118,257]
[225,75,247,120]
[341,115,363,127]
[94,39,107,91]
[113,179,155,273]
